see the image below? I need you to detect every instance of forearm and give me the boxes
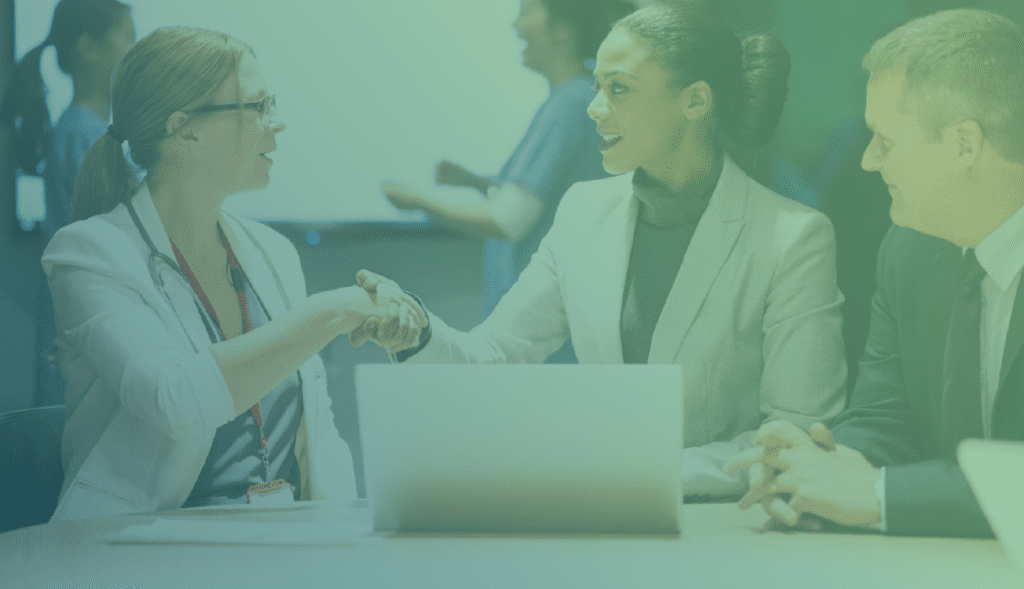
[416,196,507,240]
[885,460,993,537]
[211,289,351,415]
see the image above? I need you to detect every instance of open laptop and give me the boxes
[355,364,683,534]
[958,439,1024,572]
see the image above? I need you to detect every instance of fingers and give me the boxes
[349,318,378,347]
[357,269,382,292]
[375,302,401,341]
[809,422,836,452]
[434,161,450,184]
[764,495,801,527]
[725,445,769,475]
[755,420,812,450]
[793,514,825,533]
[400,294,428,327]
[740,462,802,510]
[738,462,773,510]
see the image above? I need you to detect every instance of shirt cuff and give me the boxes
[874,466,887,532]
[393,292,431,363]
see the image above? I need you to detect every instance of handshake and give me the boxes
[335,270,429,355]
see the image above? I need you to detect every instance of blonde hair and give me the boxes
[74,26,254,221]
[864,9,1024,163]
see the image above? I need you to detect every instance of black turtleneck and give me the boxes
[621,153,724,364]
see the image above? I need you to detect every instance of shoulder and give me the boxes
[43,206,144,274]
[738,175,835,249]
[877,224,955,280]
[58,106,108,144]
[557,173,632,218]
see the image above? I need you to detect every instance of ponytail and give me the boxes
[74,27,253,221]
[73,132,136,222]
[0,42,53,175]
[0,0,132,178]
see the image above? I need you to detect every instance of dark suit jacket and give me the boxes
[831,224,1024,537]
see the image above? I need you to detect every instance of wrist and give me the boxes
[322,287,370,335]
[475,177,496,194]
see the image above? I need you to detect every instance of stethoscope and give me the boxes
[127,201,225,350]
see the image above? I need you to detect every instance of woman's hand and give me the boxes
[348,270,428,353]
[381,181,426,210]
[434,160,477,187]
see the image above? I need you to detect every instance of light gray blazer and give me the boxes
[407,156,847,497]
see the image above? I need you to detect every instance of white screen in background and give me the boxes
[15,0,550,222]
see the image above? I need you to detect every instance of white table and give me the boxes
[1,503,1016,588]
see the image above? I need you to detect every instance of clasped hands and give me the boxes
[724,420,883,531]
[347,269,427,354]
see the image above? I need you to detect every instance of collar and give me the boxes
[974,201,1024,292]
[631,152,724,228]
[129,179,176,260]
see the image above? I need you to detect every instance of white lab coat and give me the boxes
[43,182,357,519]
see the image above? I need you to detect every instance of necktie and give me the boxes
[941,249,986,454]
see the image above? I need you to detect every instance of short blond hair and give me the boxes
[864,9,1024,163]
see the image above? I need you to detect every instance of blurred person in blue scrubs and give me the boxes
[0,0,135,406]
[382,0,634,363]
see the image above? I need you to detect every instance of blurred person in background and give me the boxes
[0,0,135,406]
[382,0,634,363]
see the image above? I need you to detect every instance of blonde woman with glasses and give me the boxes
[43,26,426,519]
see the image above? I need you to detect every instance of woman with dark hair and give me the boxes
[382,0,634,363]
[0,0,135,407]
[1,0,135,239]
[363,1,846,499]
[43,26,425,519]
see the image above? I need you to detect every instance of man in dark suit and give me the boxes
[726,8,1024,537]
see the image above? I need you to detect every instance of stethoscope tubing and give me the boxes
[127,201,221,350]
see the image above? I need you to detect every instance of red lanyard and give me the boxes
[170,228,269,458]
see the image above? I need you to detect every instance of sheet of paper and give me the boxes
[101,519,382,546]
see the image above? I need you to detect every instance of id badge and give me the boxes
[246,479,295,505]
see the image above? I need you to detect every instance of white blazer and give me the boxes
[42,183,357,520]
[408,156,847,497]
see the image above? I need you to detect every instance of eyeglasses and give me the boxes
[187,95,276,123]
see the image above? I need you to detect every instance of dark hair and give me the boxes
[614,1,790,159]
[0,0,131,176]
[540,0,635,60]
[74,27,254,222]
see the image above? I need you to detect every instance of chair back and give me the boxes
[0,405,65,532]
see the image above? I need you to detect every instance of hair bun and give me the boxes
[728,34,791,150]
